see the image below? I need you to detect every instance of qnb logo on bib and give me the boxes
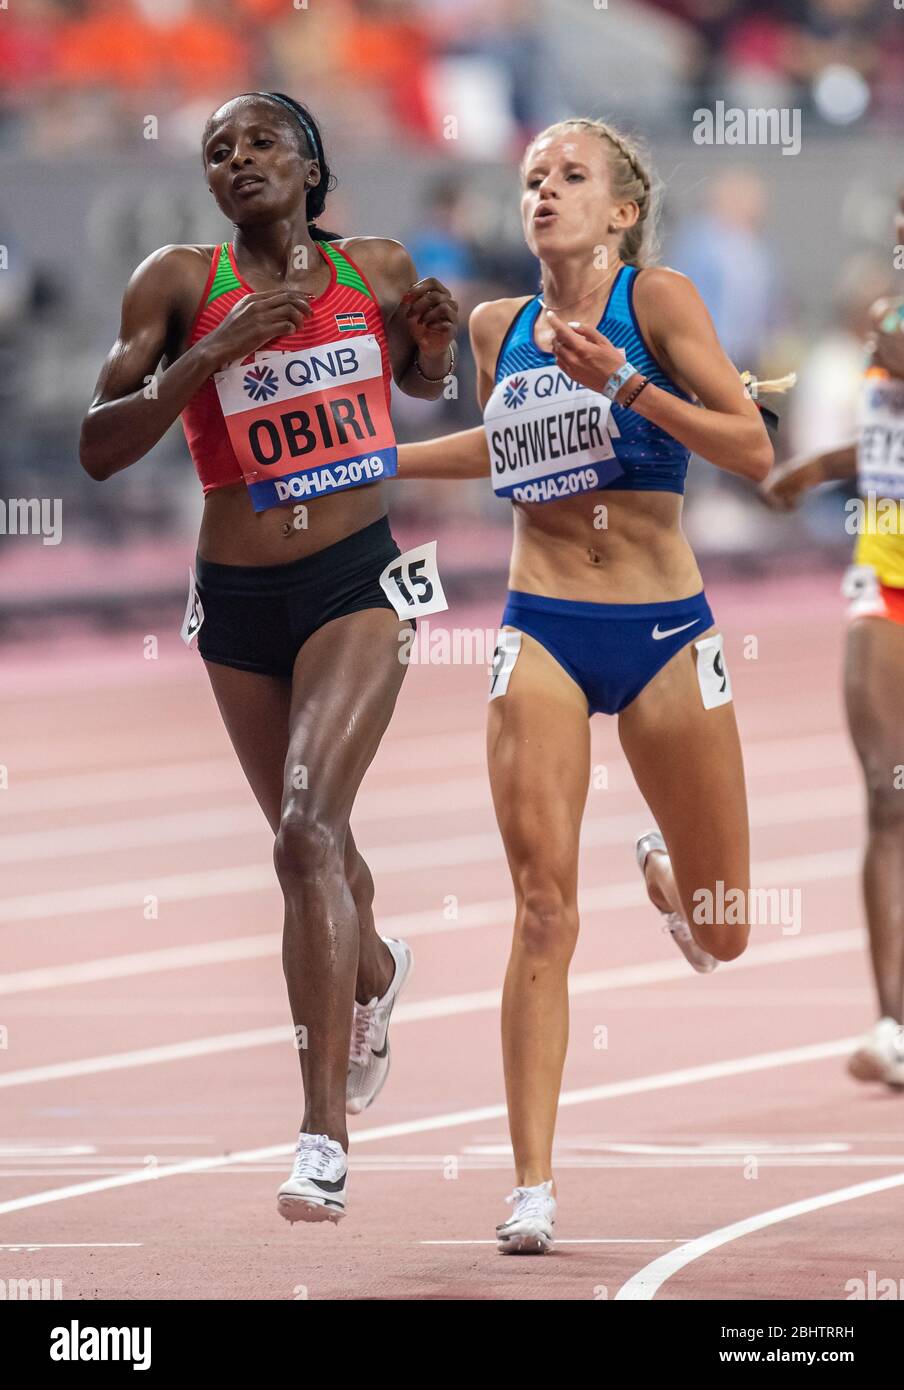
[243,364,279,402]
[484,365,623,503]
[503,376,529,409]
[215,335,397,512]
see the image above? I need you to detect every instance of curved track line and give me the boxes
[615,1171,904,1300]
[0,1035,857,1219]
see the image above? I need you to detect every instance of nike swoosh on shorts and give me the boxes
[651,619,700,641]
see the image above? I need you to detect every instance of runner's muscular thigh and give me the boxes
[618,626,750,897]
[487,630,590,881]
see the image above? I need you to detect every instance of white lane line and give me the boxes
[464,1141,851,1156]
[0,779,500,864]
[0,1027,291,1090]
[0,729,484,805]
[593,1141,850,1155]
[420,1239,685,1246]
[615,1171,904,1300]
[0,918,866,1087]
[0,1242,141,1249]
[7,1155,904,1179]
[0,804,862,928]
[0,864,274,926]
[0,780,863,869]
[0,1146,97,1157]
[0,848,863,996]
[0,730,854,818]
[0,775,864,873]
[0,1035,859,1219]
[0,937,282,996]
[0,759,242,815]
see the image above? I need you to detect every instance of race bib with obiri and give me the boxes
[214,335,397,512]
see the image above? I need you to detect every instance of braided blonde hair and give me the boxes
[524,118,657,268]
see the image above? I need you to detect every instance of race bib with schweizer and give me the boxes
[484,365,624,503]
[214,334,396,512]
[857,370,904,502]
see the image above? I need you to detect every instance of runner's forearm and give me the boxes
[781,441,858,490]
[397,428,491,480]
[79,338,219,481]
[397,347,455,401]
[816,441,859,482]
[624,381,773,481]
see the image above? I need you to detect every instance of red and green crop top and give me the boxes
[181,239,393,495]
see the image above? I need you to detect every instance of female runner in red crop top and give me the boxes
[79,92,458,1225]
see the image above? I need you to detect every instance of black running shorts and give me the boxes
[194,515,406,678]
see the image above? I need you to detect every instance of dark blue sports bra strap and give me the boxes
[493,297,538,381]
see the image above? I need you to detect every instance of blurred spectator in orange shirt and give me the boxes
[157,0,250,97]
[338,0,432,138]
[268,0,432,146]
[57,0,159,89]
[57,0,249,97]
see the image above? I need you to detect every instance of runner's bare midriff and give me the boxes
[510,488,703,603]
[198,481,389,566]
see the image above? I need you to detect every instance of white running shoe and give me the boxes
[635,830,718,975]
[346,937,413,1115]
[277,1133,347,1224]
[496,1180,556,1255]
[848,1017,904,1088]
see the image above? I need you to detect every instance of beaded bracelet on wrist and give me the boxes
[414,344,456,383]
[621,375,650,410]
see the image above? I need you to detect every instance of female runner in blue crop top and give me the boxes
[397,118,775,1254]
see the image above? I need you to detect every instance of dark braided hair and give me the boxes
[204,92,341,242]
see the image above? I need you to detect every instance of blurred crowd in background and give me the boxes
[1,0,903,619]
[3,0,904,152]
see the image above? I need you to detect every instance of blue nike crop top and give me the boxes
[493,265,691,495]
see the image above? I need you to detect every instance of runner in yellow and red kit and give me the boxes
[763,191,904,1087]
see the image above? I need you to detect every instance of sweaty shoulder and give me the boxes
[469,296,531,375]
[126,244,217,327]
[130,244,213,290]
[632,265,698,317]
[338,236,413,287]
[631,265,712,358]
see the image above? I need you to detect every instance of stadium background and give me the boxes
[1,0,902,629]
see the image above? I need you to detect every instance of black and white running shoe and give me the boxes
[277,1132,347,1224]
[346,937,413,1115]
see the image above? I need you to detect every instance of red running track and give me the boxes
[1,571,902,1301]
